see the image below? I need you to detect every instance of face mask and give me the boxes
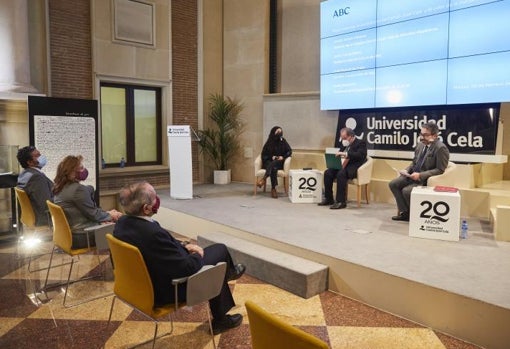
[75,168,89,181]
[342,139,350,147]
[151,195,160,214]
[36,155,47,169]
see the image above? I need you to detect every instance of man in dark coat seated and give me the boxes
[318,127,368,209]
[113,181,246,334]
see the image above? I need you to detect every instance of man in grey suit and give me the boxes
[17,146,54,226]
[389,121,450,221]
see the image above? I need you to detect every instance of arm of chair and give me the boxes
[254,155,262,174]
[283,156,292,175]
[356,157,373,185]
[171,264,220,310]
[427,162,457,187]
[84,223,116,250]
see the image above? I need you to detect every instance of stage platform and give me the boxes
[154,183,510,349]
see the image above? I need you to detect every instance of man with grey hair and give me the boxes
[113,181,246,334]
[389,121,450,221]
[318,127,367,209]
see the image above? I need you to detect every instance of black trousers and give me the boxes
[263,160,283,188]
[323,168,349,203]
[202,243,236,319]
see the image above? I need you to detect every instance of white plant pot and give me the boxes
[213,169,231,185]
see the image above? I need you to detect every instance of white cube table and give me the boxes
[288,169,323,203]
[409,186,461,241]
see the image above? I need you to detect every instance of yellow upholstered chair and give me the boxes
[254,155,292,195]
[42,200,104,307]
[427,161,457,187]
[14,187,51,272]
[106,233,227,349]
[245,300,329,349]
[347,155,374,207]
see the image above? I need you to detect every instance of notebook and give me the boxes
[324,148,346,170]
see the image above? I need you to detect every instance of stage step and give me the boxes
[197,231,328,298]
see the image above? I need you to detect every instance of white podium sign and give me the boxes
[167,125,192,199]
[289,169,323,203]
[409,186,461,241]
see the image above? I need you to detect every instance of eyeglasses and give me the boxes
[420,133,431,137]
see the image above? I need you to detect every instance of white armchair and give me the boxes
[347,156,374,207]
[254,155,292,195]
[427,161,457,187]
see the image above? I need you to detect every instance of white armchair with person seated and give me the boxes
[254,155,292,195]
[427,161,457,187]
[347,155,374,207]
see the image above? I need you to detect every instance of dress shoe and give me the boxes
[227,263,246,281]
[392,212,409,221]
[318,199,334,206]
[212,313,243,334]
[256,178,266,188]
[271,188,278,198]
[330,202,347,209]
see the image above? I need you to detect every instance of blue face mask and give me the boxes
[36,155,47,169]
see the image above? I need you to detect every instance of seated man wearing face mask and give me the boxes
[17,146,54,226]
[53,155,122,248]
[318,127,367,209]
[113,181,246,334]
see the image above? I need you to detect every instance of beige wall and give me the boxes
[222,0,270,183]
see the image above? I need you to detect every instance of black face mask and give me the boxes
[274,132,282,140]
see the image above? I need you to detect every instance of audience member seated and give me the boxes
[318,127,367,209]
[113,181,246,334]
[16,146,54,226]
[256,126,292,198]
[53,155,122,248]
[389,121,450,222]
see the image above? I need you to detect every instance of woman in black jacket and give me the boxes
[257,126,292,198]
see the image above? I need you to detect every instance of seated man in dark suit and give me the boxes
[113,181,246,334]
[389,121,450,221]
[318,127,367,209]
[16,146,54,226]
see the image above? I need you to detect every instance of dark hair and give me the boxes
[16,146,36,169]
[422,121,439,135]
[341,127,355,137]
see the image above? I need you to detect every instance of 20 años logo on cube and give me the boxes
[298,177,318,191]
[420,200,450,223]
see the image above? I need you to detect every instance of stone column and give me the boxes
[0,0,37,93]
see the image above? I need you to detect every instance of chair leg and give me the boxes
[62,258,75,307]
[284,177,288,194]
[205,306,217,349]
[357,185,361,208]
[365,184,370,204]
[152,322,159,349]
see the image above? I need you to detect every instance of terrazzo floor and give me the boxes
[0,232,481,349]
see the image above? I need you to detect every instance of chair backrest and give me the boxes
[46,200,74,253]
[245,300,329,349]
[427,161,457,187]
[355,156,374,185]
[186,262,227,307]
[14,187,36,228]
[106,233,155,315]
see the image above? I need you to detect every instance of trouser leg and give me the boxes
[389,176,415,213]
[323,168,338,202]
[202,244,236,319]
[335,169,348,203]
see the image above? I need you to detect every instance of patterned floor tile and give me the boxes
[0,317,24,337]
[232,283,326,326]
[327,327,446,349]
[320,291,419,327]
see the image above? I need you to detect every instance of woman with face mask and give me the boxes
[53,155,122,249]
[257,126,292,198]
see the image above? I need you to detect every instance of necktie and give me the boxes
[414,146,428,172]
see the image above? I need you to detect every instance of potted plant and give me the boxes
[198,93,245,184]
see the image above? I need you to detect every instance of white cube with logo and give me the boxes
[289,169,323,203]
[409,186,461,241]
